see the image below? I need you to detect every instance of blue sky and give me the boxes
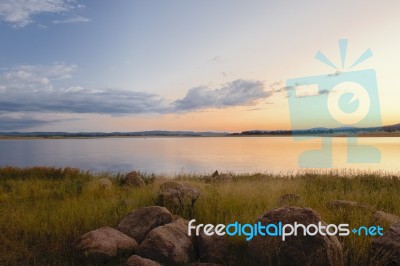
[0,1,399,132]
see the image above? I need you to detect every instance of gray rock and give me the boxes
[117,206,173,243]
[277,193,301,206]
[125,255,161,266]
[123,171,145,187]
[99,177,112,189]
[371,222,400,265]
[327,200,373,210]
[372,211,400,226]
[74,227,138,262]
[248,207,344,266]
[137,218,196,265]
[197,228,229,264]
[157,181,200,217]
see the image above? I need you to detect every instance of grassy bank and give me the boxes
[0,167,399,265]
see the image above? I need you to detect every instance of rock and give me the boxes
[117,206,173,243]
[156,181,200,217]
[197,228,229,264]
[137,218,196,265]
[123,171,145,187]
[372,211,400,226]
[277,193,301,206]
[248,207,344,266]
[371,222,400,265]
[211,170,219,177]
[99,177,112,189]
[327,200,372,210]
[125,255,161,266]
[74,227,138,262]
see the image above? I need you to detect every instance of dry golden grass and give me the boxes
[0,167,399,265]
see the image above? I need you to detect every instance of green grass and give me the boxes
[0,167,399,265]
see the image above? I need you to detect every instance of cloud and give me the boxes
[0,64,169,114]
[0,0,87,28]
[174,79,270,111]
[53,16,89,24]
[0,64,272,129]
[0,112,75,130]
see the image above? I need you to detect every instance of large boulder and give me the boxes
[74,227,138,262]
[123,171,145,187]
[371,222,400,265]
[248,207,344,266]
[117,206,173,243]
[372,211,400,226]
[125,255,161,266]
[156,181,200,217]
[136,218,197,264]
[196,228,230,264]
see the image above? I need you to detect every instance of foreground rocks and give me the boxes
[74,227,138,262]
[136,218,196,264]
[156,181,200,217]
[196,227,230,264]
[248,207,344,266]
[371,222,400,265]
[77,194,400,265]
[117,206,173,243]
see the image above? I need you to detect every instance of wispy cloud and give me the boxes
[174,79,270,111]
[0,0,87,28]
[53,16,89,24]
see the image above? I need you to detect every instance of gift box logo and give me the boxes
[286,39,381,168]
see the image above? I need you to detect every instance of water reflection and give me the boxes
[0,137,399,174]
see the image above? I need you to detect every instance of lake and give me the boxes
[0,137,399,174]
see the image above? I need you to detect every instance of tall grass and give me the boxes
[0,167,399,265]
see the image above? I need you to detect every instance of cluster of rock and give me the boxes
[74,206,229,265]
[82,171,400,265]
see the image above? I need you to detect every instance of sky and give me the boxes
[0,0,399,132]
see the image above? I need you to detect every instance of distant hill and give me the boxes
[239,123,400,136]
[1,123,399,138]
[0,131,228,137]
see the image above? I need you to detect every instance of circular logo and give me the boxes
[327,81,370,125]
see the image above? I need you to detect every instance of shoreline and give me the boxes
[0,132,400,139]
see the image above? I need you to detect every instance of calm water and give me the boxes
[0,137,399,174]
